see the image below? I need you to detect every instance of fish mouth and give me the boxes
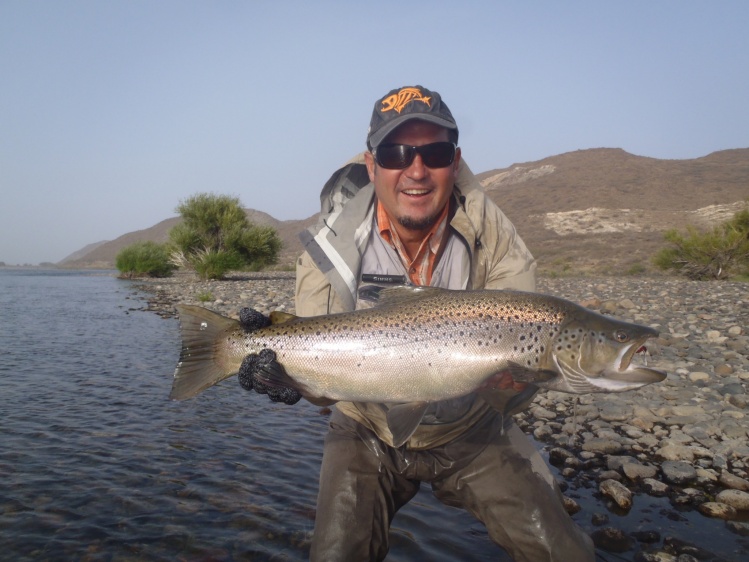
[602,335,667,385]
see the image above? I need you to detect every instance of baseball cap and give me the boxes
[366,85,458,149]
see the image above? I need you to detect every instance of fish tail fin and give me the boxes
[170,305,241,400]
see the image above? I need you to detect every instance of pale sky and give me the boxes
[2,1,748,265]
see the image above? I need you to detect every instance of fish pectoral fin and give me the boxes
[386,402,429,448]
[249,349,299,390]
[505,362,557,384]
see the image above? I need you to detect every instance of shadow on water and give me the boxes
[0,269,745,561]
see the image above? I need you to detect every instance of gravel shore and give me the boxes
[134,272,749,559]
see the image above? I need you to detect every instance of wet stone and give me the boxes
[726,521,749,536]
[591,526,633,553]
[719,471,749,492]
[697,501,738,520]
[642,478,669,497]
[715,489,749,511]
[599,479,633,510]
[661,460,697,485]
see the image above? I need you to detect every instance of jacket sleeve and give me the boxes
[295,251,351,317]
[482,203,537,292]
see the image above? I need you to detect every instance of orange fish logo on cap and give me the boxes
[380,87,431,114]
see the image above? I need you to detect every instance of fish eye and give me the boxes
[614,330,630,343]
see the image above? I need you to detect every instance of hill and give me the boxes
[62,147,749,275]
[476,147,748,274]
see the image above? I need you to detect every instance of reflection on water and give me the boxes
[0,270,744,561]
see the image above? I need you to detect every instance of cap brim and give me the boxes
[369,114,457,148]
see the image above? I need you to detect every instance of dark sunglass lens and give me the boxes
[376,144,413,169]
[420,142,455,168]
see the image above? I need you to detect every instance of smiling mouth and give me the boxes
[401,188,431,196]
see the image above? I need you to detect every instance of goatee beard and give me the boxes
[397,212,439,232]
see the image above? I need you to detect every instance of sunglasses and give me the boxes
[374,141,457,169]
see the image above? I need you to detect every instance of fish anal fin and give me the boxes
[386,402,429,448]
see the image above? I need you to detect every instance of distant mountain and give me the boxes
[61,147,749,275]
[61,209,317,269]
[476,147,748,274]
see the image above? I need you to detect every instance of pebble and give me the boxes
[600,479,633,510]
[697,501,738,520]
[715,489,749,511]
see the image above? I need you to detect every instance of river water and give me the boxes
[0,269,744,561]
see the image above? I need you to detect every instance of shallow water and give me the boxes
[0,269,745,561]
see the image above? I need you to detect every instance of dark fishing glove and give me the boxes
[237,308,301,405]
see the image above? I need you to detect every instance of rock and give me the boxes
[719,471,749,491]
[631,530,661,544]
[548,447,575,466]
[726,521,749,536]
[599,404,631,422]
[633,552,677,562]
[532,425,554,441]
[697,501,737,520]
[715,364,735,375]
[623,462,658,480]
[671,405,704,417]
[530,406,557,420]
[598,470,622,482]
[656,444,695,462]
[688,371,710,383]
[599,479,633,510]
[591,526,633,552]
[642,478,670,497]
[582,438,624,455]
[715,489,749,511]
[606,455,638,471]
[562,495,581,515]
[661,461,697,485]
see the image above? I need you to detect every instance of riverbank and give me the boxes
[134,272,749,560]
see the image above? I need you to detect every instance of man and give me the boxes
[293,86,595,561]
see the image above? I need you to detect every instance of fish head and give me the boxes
[549,310,667,393]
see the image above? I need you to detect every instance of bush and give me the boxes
[116,241,177,278]
[653,205,749,280]
[169,193,282,280]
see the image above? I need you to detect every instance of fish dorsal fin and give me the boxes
[358,284,442,307]
[269,311,298,324]
[386,402,429,447]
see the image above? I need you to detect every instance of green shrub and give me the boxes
[653,205,749,280]
[196,290,214,302]
[169,193,282,280]
[116,241,176,278]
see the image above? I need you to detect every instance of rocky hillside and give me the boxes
[61,147,748,275]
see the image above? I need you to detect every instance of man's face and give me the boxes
[365,120,461,235]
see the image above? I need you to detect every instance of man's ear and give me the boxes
[364,151,376,182]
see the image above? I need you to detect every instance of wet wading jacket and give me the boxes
[296,153,538,450]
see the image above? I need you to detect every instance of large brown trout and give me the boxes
[170,286,665,422]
